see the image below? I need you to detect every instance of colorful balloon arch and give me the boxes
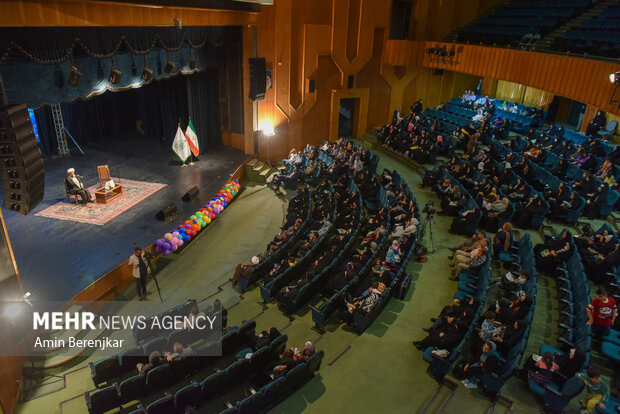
[154,179,242,256]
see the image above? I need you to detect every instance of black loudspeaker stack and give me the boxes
[0,105,45,215]
[155,203,177,221]
[248,57,266,101]
[181,186,200,202]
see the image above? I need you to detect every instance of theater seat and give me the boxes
[85,384,120,414]
[261,377,286,406]
[542,375,585,414]
[201,370,227,398]
[89,356,120,387]
[143,337,167,356]
[236,391,263,414]
[173,382,202,412]
[145,395,174,414]
[595,396,620,414]
[146,364,173,391]
[119,374,146,405]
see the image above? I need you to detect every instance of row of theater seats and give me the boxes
[433,169,482,236]
[422,243,492,380]
[523,231,591,412]
[279,180,363,314]
[89,320,255,393]
[481,234,537,396]
[86,329,323,414]
[449,96,543,130]
[131,300,198,344]
[451,0,589,46]
[259,182,337,302]
[490,142,588,223]
[352,168,419,333]
[556,3,620,58]
[312,142,419,332]
[238,186,312,292]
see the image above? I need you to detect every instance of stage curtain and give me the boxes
[522,86,552,109]
[495,80,525,104]
[186,69,221,151]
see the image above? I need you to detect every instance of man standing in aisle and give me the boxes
[586,287,617,344]
[129,247,151,300]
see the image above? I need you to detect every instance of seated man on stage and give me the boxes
[65,168,93,205]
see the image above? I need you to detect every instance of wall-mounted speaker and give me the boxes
[249,57,266,101]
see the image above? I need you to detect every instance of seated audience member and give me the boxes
[272,167,300,190]
[182,303,206,330]
[164,342,194,361]
[492,222,514,256]
[514,194,546,228]
[449,207,479,234]
[527,352,559,387]
[533,231,573,274]
[491,269,528,290]
[449,246,487,280]
[412,309,465,351]
[232,256,260,286]
[273,348,297,377]
[497,291,532,324]
[479,311,501,342]
[583,184,609,219]
[295,341,315,363]
[345,282,386,315]
[460,341,500,389]
[492,319,526,355]
[451,232,485,252]
[385,241,402,268]
[136,351,162,375]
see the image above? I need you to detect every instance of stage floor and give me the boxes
[1,133,249,302]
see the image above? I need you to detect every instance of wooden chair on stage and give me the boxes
[98,165,111,187]
[64,179,80,206]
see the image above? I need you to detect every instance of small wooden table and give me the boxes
[94,184,123,204]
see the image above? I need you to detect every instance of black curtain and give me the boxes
[186,69,221,151]
[32,69,221,155]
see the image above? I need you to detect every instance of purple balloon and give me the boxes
[162,249,171,256]
[163,242,171,250]
[155,238,165,247]
[155,245,163,253]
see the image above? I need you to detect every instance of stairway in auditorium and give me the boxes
[536,0,618,52]
[245,158,283,184]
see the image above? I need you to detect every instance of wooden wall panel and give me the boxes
[0,0,258,26]
[384,40,620,116]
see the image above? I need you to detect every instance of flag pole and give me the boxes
[188,117,195,165]
[179,122,188,167]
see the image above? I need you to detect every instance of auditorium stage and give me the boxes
[1,133,249,302]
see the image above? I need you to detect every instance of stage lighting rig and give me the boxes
[611,71,620,84]
[188,51,196,70]
[164,52,175,75]
[109,58,122,85]
[141,55,153,83]
[68,65,81,87]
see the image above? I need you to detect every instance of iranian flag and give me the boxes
[185,119,200,157]
[172,126,191,162]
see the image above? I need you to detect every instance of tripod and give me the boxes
[416,212,436,254]
[150,273,163,303]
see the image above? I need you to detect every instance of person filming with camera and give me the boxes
[129,246,151,301]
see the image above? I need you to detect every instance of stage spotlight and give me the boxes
[189,52,196,70]
[141,55,153,83]
[109,65,122,85]
[68,65,81,87]
[262,125,275,136]
[611,72,620,84]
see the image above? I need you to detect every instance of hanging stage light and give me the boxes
[68,54,81,88]
[188,50,196,70]
[141,54,153,83]
[109,65,122,85]
[164,51,175,75]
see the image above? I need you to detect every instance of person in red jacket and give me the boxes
[587,287,617,342]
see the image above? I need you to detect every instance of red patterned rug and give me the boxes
[35,178,167,225]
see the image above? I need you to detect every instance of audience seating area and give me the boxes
[555,1,620,58]
[450,0,590,47]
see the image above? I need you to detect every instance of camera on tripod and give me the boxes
[422,201,436,216]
